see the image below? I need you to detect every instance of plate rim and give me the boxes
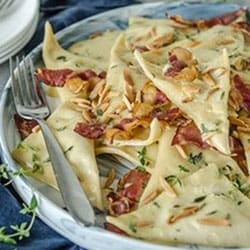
[0,1,249,249]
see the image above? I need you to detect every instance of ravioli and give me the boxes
[12,102,103,210]
[107,165,250,247]
[135,48,231,154]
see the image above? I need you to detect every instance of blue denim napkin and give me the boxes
[0,1,135,250]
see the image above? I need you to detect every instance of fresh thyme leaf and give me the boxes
[128,223,137,233]
[193,195,206,203]
[188,152,203,165]
[0,195,37,245]
[165,175,182,186]
[178,165,189,172]
[153,201,160,208]
[200,123,218,134]
[96,109,103,117]
[248,138,250,143]
[56,126,67,131]
[220,91,225,100]
[136,166,145,172]
[56,56,67,61]
[206,210,217,215]
[137,146,150,167]
[0,164,9,180]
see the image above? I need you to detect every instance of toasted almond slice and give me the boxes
[135,89,142,103]
[188,40,201,47]
[202,72,216,87]
[32,125,40,133]
[167,206,200,224]
[99,102,109,113]
[89,79,105,100]
[160,176,177,198]
[77,103,92,110]
[98,85,110,105]
[206,86,220,100]
[71,98,91,106]
[135,221,154,228]
[197,217,231,226]
[123,68,135,102]
[148,33,173,49]
[213,67,227,78]
[142,190,159,205]
[82,110,92,123]
[182,97,193,103]
[103,168,116,188]
[123,94,133,111]
[237,126,250,133]
[229,116,246,127]
[182,85,201,96]
[175,145,188,159]
[239,117,250,125]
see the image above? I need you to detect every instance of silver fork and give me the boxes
[10,56,95,226]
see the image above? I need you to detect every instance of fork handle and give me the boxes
[36,118,95,226]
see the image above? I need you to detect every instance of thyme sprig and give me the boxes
[0,195,38,245]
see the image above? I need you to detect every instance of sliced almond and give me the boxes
[142,190,159,205]
[123,94,133,111]
[32,125,40,133]
[82,110,92,123]
[135,221,154,228]
[167,206,200,224]
[160,176,177,198]
[229,116,246,127]
[206,86,220,100]
[237,126,250,133]
[89,79,105,100]
[148,33,173,49]
[197,217,231,226]
[123,68,135,102]
[103,168,116,188]
[202,72,216,87]
[175,145,188,159]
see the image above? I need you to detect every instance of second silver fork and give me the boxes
[10,56,95,226]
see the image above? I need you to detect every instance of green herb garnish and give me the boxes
[153,201,160,208]
[220,91,225,100]
[188,152,203,165]
[96,109,103,117]
[128,223,137,233]
[0,195,38,245]
[56,56,67,61]
[193,195,206,203]
[178,165,190,172]
[165,175,182,186]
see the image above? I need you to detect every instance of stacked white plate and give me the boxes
[0,0,39,63]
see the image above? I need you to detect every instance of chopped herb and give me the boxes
[0,195,37,245]
[137,146,150,166]
[153,201,160,208]
[56,126,67,131]
[110,64,118,69]
[178,165,190,172]
[0,164,9,180]
[188,152,203,165]
[64,146,74,154]
[200,123,218,134]
[173,204,181,208]
[237,201,243,206]
[128,223,137,233]
[206,210,217,215]
[96,109,103,117]
[56,56,67,61]
[136,166,145,172]
[220,91,225,100]
[248,138,250,143]
[225,213,231,220]
[193,195,206,203]
[165,175,182,186]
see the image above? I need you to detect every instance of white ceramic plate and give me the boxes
[0,1,249,249]
[0,0,39,48]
